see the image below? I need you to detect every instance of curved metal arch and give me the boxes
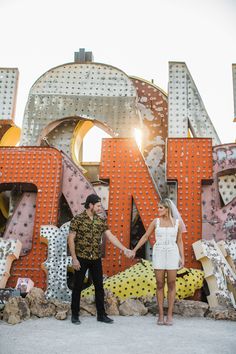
[21,62,141,146]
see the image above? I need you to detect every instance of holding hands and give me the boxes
[124,248,136,259]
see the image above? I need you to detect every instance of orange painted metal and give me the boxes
[100,138,160,276]
[167,138,213,268]
[0,147,62,289]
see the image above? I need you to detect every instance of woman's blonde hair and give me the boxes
[159,198,173,218]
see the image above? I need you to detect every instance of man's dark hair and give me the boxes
[81,194,101,209]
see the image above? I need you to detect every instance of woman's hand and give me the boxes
[179,257,185,269]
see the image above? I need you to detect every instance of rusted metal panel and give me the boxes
[218,174,236,205]
[233,64,236,121]
[202,143,236,241]
[3,193,37,256]
[44,119,78,155]
[41,222,72,301]
[0,68,18,121]
[21,63,141,145]
[131,77,168,196]
[168,62,221,145]
[61,152,106,218]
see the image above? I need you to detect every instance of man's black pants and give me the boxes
[71,257,105,317]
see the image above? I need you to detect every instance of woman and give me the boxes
[132,198,186,325]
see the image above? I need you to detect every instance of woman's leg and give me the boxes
[154,270,165,323]
[166,269,177,324]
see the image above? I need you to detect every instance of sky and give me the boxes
[0,0,236,144]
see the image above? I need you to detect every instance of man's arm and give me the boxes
[68,231,81,270]
[104,230,134,258]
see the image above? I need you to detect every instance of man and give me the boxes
[68,193,134,324]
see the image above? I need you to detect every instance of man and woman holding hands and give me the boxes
[68,194,185,326]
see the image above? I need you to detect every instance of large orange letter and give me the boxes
[0,147,62,289]
[167,138,213,268]
[100,138,160,275]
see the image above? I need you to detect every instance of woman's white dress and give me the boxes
[152,218,180,270]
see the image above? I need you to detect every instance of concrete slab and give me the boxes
[0,315,235,354]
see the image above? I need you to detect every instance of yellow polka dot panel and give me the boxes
[82,259,204,300]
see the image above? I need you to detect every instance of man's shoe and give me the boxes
[71,315,81,324]
[97,314,114,324]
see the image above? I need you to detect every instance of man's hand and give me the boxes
[124,249,136,259]
[72,258,81,271]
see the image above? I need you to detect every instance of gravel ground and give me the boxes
[0,315,235,354]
